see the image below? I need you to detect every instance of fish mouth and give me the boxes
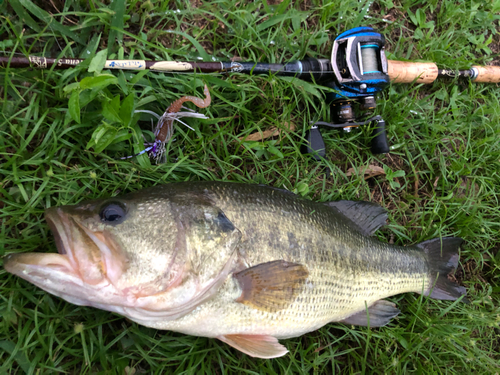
[4,205,130,311]
[4,208,75,277]
[47,213,67,255]
[3,251,74,276]
[4,207,107,287]
[44,207,80,274]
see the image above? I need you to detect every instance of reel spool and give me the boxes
[328,26,390,99]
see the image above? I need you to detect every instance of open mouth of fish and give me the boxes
[4,207,112,292]
[4,211,73,272]
[45,208,84,273]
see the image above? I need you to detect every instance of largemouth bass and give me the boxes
[4,182,466,358]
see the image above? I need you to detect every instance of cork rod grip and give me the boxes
[472,65,500,83]
[387,60,438,84]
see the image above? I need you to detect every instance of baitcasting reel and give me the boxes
[304,27,391,159]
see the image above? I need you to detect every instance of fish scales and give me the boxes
[4,181,466,358]
[131,182,429,338]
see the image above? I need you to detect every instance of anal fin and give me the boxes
[218,334,288,358]
[340,300,400,327]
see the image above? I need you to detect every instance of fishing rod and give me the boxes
[1,46,498,83]
[2,51,497,83]
[2,27,499,157]
[0,55,335,82]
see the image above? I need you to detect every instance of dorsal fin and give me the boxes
[325,200,388,236]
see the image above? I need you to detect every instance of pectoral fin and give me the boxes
[234,260,308,312]
[218,334,288,358]
[340,300,400,327]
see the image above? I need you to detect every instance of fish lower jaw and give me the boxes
[14,265,138,311]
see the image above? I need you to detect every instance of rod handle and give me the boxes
[387,60,438,84]
[472,65,500,83]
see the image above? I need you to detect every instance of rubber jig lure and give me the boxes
[122,84,211,163]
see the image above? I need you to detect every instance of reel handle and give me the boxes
[303,127,326,160]
[370,118,390,154]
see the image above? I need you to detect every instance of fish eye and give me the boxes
[99,202,127,224]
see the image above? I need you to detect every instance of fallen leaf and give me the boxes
[239,122,296,142]
[346,165,385,179]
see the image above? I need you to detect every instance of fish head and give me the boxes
[5,196,173,307]
[4,189,241,321]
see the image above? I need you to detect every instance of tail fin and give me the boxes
[416,237,468,302]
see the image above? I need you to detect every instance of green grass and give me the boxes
[1,0,500,373]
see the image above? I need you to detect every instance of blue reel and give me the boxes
[326,26,390,101]
[303,27,391,158]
